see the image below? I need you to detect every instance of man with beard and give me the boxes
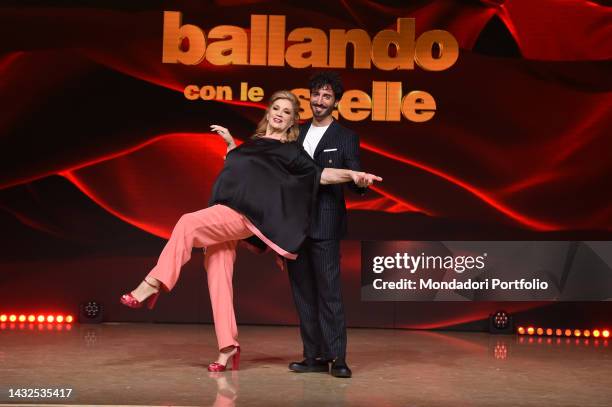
[287,71,368,378]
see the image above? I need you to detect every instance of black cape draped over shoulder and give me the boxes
[209,137,322,257]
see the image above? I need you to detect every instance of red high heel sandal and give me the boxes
[208,346,241,372]
[120,279,160,309]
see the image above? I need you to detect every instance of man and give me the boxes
[287,71,368,378]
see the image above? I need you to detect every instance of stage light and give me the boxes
[1,311,74,326]
[66,315,74,323]
[493,311,509,328]
[518,326,610,338]
[489,311,513,334]
[79,301,103,324]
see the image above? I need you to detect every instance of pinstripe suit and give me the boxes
[287,120,364,360]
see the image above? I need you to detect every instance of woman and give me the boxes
[120,90,381,372]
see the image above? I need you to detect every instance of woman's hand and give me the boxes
[351,171,382,187]
[210,124,236,151]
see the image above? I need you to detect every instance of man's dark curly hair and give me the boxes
[308,71,344,102]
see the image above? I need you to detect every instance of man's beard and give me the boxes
[311,103,334,119]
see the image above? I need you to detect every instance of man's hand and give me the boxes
[351,171,382,187]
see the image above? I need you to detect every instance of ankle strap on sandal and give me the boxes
[144,279,160,290]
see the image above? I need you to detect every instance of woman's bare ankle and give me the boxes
[131,278,160,301]
[144,277,161,290]
[216,345,238,364]
[220,345,237,353]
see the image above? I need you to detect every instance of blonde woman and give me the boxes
[121,90,381,371]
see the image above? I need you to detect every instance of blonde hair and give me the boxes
[253,90,301,142]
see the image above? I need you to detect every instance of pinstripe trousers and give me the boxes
[288,237,347,359]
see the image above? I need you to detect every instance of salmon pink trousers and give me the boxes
[146,204,269,350]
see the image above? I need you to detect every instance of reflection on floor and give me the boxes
[0,323,610,406]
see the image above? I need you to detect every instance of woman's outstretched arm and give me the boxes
[321,168,382,186]
[210,124,236,154]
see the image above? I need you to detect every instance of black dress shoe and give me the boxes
[331,357,352,378]
[288,358,329,373]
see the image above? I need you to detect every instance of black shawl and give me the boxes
[209,137,322,257]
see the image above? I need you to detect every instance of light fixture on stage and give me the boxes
[517,326,610,341]
[489,310,513,334]
[0,312,74,331]
[79,301,103,323]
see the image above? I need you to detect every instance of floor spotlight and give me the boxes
[489,310,513,334]
[79,301,103,324]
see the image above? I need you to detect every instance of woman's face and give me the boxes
[267,98,294,133]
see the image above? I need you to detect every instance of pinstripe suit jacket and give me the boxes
[298,120,364,240]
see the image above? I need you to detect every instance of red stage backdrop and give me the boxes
[0,0,611,329]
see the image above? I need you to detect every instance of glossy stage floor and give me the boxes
[0,323,610,407]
